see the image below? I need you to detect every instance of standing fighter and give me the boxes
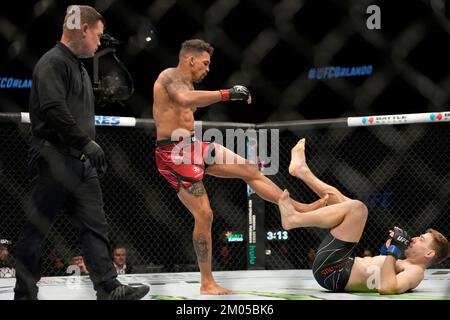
[14,5,149,300]
[278,139,450,293]
[153,39,327,295]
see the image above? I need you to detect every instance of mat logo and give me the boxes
[95,115,121,125]
[361,117,374,125]
[429,113,443,121]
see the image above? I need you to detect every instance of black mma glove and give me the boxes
[82,140,107,175]
[386,226,411,259]
[220,85,250,101]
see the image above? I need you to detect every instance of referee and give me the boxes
[13,5,149,300]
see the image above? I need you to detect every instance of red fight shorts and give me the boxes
[155,136,217,192]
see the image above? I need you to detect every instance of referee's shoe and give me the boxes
[97,284,150,300]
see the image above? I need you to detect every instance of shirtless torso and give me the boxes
[345,255,425,292]
[153,68,196,140]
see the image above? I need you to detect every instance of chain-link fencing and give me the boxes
[0,122,249,276]
[265,123,450,269]
[2,1,450,122]
[1,117,449,277]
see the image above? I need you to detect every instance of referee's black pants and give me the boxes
[14,145,118,299]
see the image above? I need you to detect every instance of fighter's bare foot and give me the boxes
[288,138,310,179]
[201,283,232,295]
[278,189,296,230]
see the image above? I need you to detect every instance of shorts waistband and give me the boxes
[155,135,198,147]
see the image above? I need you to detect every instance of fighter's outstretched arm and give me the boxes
[160,72,251,108]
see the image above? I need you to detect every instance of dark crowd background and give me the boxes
[1,0,449,121]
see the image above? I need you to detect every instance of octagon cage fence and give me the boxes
[0,110,449,278]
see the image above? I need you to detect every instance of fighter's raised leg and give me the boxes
[278,190,367,243]
[289,138,351,205]
[206,144,327,212]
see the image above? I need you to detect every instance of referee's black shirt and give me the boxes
[29,41,95,150]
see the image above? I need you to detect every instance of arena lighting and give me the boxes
[92,33,134,106]
[0,239,12,246]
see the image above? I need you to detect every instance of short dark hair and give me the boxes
[63,5,105,32]
[180,39,214,57]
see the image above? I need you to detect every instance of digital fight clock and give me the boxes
[266,230,288,240]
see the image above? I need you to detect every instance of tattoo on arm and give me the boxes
[161,72,193,101]
[186,181,206,196]
[193,234,209,263]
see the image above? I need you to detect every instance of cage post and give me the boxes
[246,134,266,270]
